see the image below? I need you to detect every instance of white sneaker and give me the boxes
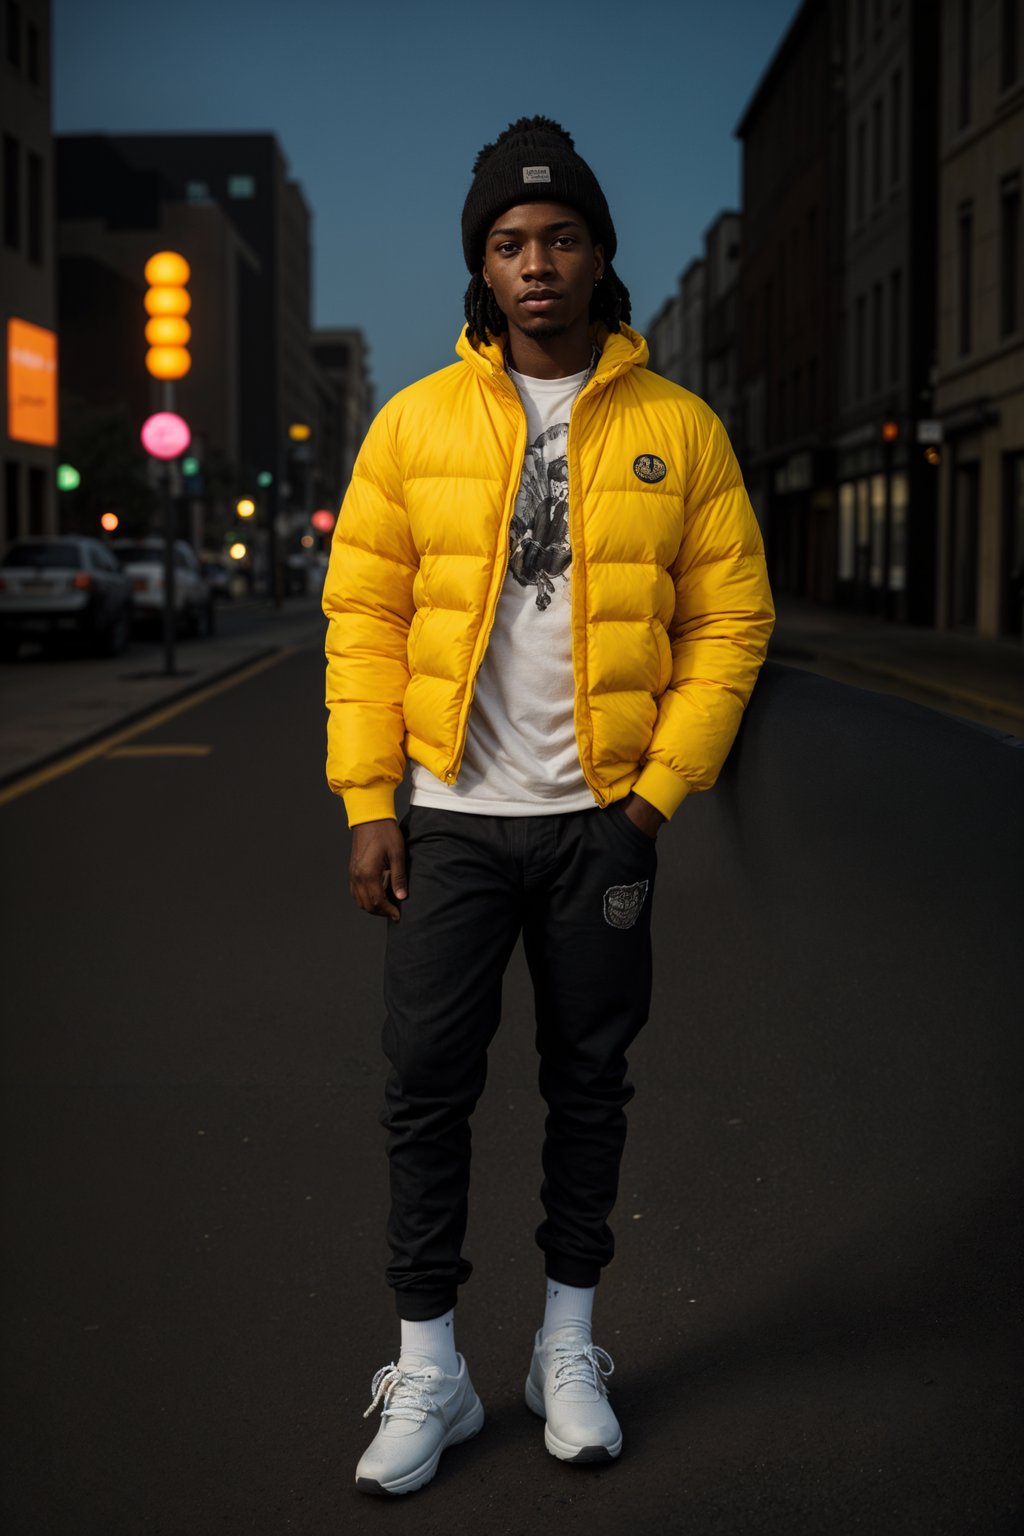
[355,1353,484,1495]
[524,1327,622,1462]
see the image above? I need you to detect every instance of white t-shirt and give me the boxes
[410,363,596,816]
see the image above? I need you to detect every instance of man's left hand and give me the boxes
[623,792,666,839]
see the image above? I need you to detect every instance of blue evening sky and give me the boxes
[53,0,799,406]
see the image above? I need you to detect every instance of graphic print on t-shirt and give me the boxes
[508,420,571,612]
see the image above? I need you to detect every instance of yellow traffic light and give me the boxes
[145,251,192,380]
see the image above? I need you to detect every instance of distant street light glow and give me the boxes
[236,498,256,518]
[300,534,315,549]
[100,512,119,532]
[141,411,191,460]
[257,470,274,488]
[56,463,80,491]
[229,542,247,560]
[311,509,336,533]
[288,423,312,442]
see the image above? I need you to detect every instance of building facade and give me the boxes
[1,0,56,548]
[735,0,847,600]
[703,211,741,438]
[933,0,1024,638]
[834,0,940,624]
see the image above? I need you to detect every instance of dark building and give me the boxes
[1,0,56,548]
[833,0,940,624]
[57,132,316,515]
[703,211,741,440]
[735,0,847,602]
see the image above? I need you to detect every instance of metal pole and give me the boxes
[162,465,176,676]
[162,380,177,675]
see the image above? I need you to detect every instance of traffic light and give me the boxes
[144,251,192,380]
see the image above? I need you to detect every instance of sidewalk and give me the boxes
[0,595,327,787]
[770,598,1024,737]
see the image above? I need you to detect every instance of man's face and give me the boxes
[482,201,605,346]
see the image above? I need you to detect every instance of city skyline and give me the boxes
[53,0,801,405]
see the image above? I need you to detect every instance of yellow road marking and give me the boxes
[107,744,212,758]
[0,646,298,808]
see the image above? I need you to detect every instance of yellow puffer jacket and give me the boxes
[324,323,774,826]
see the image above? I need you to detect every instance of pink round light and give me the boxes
[311,509,336,533]
[140,411,191,461]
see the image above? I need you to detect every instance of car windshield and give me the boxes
[114,543,162,564]
[2,542,84,569]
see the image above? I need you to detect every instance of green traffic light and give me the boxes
[257,471,273,488]
[56,464,81,491]
[182,455,200,476]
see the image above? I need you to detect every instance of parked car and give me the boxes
[200,559,232,601]
[113,539,215,636]
[0,536,133,659]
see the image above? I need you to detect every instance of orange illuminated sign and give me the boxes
[7,318,58,446]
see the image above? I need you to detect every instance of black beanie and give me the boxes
[461,116,617,274]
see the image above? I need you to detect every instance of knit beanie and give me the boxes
[461,116,617,273]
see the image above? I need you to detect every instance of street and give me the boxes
[1,639,1020,1536]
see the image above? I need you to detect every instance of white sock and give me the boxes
[542,1280,595,1342]
[399,1309,458,1374]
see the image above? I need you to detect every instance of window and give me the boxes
[890,70,903,186]
[1002,0,1021,91]
[3,134,19,250]
[1001,173,1021,337]
[958,0,972,130]
[838,483,856,581]
[26,18,38,82]
[871,281,883,393]
[958,201,973,355]
[869,474,886,588]
[27,151,42,264]
[185,179,211,205]
[5,1,20,69]
[855,293,866,399]
[872,97,884,206]
[889,474,908,591]
[889,269,903,382]
[856,119,867,223]
[227,174,255,199]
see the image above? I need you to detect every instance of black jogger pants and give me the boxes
[380,802,657,1320]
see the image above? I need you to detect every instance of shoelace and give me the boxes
[550,1341,615,1397]
[363,1363,435,1425]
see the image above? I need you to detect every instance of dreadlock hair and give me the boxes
[463,260,632,347]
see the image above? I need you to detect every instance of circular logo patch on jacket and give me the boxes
[633,454,667,483]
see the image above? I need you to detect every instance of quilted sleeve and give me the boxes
[632,403,775,820]
[322,402,419,825]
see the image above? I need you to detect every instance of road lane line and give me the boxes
[0,646,299,808]
[106,744,212,758]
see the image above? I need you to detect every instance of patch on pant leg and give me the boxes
[603,879,649,930]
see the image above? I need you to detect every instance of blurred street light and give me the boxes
[257,470,274,488]
[236,497,256,518]
[288,423,311,442]
[56,463,80,491]
[100,512,119,532]
[229,542,247,561]
[144,252,192,381]
[311,509,336,533]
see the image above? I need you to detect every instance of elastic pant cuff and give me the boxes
[544,1252,603,1289]
[392,1289,458,1322]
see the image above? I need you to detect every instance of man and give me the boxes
[323,116,774,1496]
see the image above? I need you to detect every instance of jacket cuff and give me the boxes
[632,761,692,821]
[342,783,398,827]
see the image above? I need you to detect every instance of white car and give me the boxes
[113,539,215,636]
[0,536,134,658]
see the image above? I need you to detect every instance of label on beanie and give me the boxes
[522,165,552,183]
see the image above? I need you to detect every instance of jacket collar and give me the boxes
[455,322,649,393]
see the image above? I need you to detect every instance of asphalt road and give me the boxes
[1,642,1019,1535]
